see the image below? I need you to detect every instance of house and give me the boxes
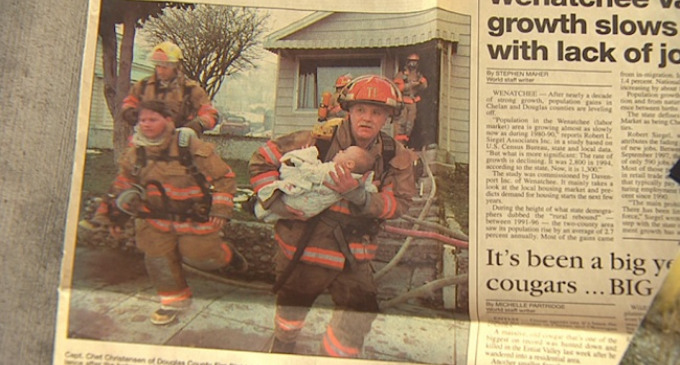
[264,9,471,165]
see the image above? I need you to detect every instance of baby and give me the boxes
[255,145,376,222]
[329,145,374,174]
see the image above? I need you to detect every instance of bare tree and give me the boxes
[98,0,191,160]
[141,5,270,99]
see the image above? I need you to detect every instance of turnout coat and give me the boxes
[249,120,416,270]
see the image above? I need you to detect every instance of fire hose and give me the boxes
[379,274,468,310]
[189,153,468,307]
[182,264,272,291]
[374,152,437,280]
[400,214,468,242]
[383,225,468,249]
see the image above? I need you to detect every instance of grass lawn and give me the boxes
[80,149,119,199]
[81,149,251,195]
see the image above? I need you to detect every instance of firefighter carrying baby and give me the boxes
[249,75,417,357]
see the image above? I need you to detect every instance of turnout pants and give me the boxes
[135,220,233,308]
[273,253,379,358]
[394,102,417,142]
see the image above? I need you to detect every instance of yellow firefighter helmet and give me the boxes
[149,41,183,64]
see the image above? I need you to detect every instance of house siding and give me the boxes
[438,12,471,164]
[267,10,471,165]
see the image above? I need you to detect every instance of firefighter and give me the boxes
[91,100,246,325]
[393,53,428,145]
[249,75,417,357]
[317,74,352,122]
[120,41,219,135]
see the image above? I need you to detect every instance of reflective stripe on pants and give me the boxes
[273,253,379,355]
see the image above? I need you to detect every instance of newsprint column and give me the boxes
[469,0,680,364]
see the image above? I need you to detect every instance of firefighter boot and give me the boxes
[145,255,191,325]
[217,240,248,274]
[150,308,180,325]
[77,219,104,232]
[209,245,249,277]
[149,295,192,325]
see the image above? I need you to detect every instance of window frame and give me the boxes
[294,55,385,112]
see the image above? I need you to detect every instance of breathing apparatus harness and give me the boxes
[108,129,214,226]
[271,124,396,293]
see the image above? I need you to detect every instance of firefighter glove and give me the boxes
[341,185,369,207]
[184,118,205,135]
[122,108,138,125]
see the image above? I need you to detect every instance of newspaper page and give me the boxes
[52,0,680,363]
[468,0,680,364]
[53,1,472,365]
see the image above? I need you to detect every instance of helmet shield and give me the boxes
[338,75,404,116]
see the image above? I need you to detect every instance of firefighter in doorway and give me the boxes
[393,53,428,145]
[317,74,352,122]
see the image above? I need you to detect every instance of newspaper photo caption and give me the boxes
[60,346,250,365]
[471,0,680,364]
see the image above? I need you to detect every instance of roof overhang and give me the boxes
[264,8,460,51]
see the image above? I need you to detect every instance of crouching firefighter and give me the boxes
[91,100,247,325]
[249,75,417,357]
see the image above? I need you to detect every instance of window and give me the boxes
[297,58,382,109]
